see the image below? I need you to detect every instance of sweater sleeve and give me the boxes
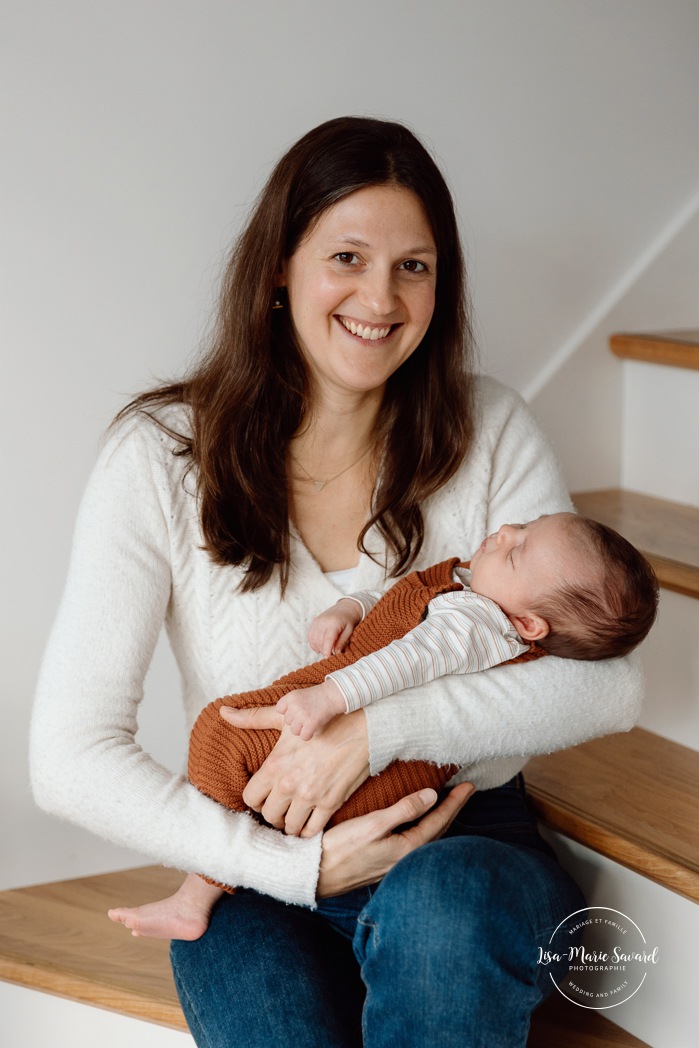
[30,420,321,907]
[362,383,644,775]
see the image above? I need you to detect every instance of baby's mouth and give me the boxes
[337,316,399,342]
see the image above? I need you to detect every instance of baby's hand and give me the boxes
[276,681,347,740]
[308,598,363,657]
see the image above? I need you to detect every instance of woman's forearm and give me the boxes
[30,699,323,905]
[363,650,644,775]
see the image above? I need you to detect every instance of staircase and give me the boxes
[526,330,699,1046]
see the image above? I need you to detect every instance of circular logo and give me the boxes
[538,906,659,1009]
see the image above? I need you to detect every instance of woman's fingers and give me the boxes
[282,804,314,838]
[217,702,472,855]
[257,793,335,838]
[300,804,341,838]
[397,781,474,846]
[316,783,475,898]
[371,787,440,835]
[242,710,369,820]
[316,789,437,897]
[219,705,283,731]
[285,801,330,838]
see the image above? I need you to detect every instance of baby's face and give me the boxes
[469,513,582,621]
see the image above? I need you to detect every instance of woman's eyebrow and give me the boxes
[329,236,370,247]
[328,235,437,256]
[406,245,438,257]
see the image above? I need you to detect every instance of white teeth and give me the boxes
[341,318,391,340]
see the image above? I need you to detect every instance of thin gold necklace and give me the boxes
[290,445,372,491]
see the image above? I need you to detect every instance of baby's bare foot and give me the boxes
[108,876,222,941]
[108,897,209,940]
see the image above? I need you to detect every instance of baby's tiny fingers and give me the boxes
[276,697,289,713]
[336,624,354,652]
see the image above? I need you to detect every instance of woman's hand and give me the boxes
[218,705,370,837]
[317,782,475,897]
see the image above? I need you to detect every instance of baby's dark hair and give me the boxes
[534,515,659,660]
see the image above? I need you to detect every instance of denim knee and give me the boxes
[353,836,584,1048]
[171,891,365,1048]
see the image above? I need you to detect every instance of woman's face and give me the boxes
[282,184,437,400]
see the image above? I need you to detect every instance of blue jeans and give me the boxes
[170,778,584,1047]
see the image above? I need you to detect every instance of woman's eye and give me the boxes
[400,259,428,273]
[334,252,360,265]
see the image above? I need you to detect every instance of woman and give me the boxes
[31,117,642,1046]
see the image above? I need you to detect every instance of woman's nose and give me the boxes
[359,268,397,316]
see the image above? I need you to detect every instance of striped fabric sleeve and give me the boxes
[342,589,384,621]
[327,590,529,713]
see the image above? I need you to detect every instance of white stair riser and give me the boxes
[637,589,699,752]
[621,361,699,505]
[542,832,698,1048]
[0,982,193,1048]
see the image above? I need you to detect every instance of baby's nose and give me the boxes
[497,524,517,544]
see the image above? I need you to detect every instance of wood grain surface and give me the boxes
[573,488,699,599]
[526,727,699,902]
[0,866,188,1029]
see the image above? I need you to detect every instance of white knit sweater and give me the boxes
[30,376,643,907]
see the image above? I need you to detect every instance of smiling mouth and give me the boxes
[337,316,399,341]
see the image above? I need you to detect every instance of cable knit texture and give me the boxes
[30,376,644,907]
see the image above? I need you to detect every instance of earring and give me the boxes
[272,288,285,310]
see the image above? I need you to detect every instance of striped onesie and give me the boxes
[328,567,529,713]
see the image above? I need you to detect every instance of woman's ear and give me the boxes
[510,613,549,643]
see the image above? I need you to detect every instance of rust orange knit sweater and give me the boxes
[188,558,545,883]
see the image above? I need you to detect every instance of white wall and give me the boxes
[3,0,699,893]
[529,207,699,493]
[0,984,194,1048]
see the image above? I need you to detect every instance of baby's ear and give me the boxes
[510,613,549,643]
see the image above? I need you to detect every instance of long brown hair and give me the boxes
[117,116,478,590]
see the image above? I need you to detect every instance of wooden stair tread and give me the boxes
[525,727,699,902]
[572,488,699,599]
[0,865,650,1044]
[528,990,650,1047]
[0,866,187,1030]
[610,330,699,370]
